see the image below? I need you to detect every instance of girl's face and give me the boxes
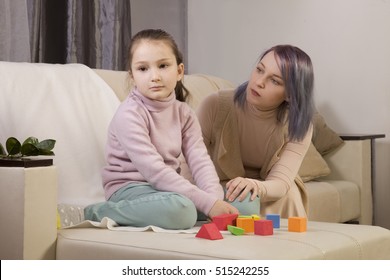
[246,51,287,110]
[130,40,184,101]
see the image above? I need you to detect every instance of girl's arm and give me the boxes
[181,108,224,200]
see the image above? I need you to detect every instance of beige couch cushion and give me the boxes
[93,69,236,107]
[312,112,344,155]
[306,180,360,223]
[183,74,235,108]
[298,112,344,182]
[94,69,130,102]
[298,142,331,182]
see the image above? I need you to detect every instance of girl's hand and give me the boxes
[225,177,259,202]
[208,200,239,218]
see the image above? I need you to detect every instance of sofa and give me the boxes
[1,62,389,260]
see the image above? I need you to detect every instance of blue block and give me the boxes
[266,214,280,228]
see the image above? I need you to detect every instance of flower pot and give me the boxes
[0,158,53,168]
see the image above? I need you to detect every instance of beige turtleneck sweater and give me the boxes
[197,90,312,203]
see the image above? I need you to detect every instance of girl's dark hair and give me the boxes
[234,45,315,141]
[127,29,189,102]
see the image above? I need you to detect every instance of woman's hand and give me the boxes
[225,177,259,202]
[208,200,239,218]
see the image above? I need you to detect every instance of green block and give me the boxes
[227,225,245,236]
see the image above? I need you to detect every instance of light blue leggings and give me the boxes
[84,183,260,230]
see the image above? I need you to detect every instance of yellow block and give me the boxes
[251,214,261,220]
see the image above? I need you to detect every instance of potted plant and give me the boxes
[0,137,56,167]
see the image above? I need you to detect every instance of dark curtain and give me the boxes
[43,0,67,63]
[28,0,132,70]
[0,0,31,62]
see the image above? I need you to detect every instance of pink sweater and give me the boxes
[102,89,223,215]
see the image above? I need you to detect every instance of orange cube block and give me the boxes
[288,217,307,232]
[236,217,254,233]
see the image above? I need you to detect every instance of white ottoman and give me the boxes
[56,219,390,259]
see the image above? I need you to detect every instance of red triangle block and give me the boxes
[195,223,223,240]
[212,213,239,230]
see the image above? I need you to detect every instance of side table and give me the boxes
[0,159,57,259]
[340,134,386,224]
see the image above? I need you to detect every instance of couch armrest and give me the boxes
[322,134,385,225]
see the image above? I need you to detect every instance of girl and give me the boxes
[197,45,315,218]
[84,29,239,230]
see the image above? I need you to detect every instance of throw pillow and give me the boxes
[312,112,344,155]
[298,142,331,182]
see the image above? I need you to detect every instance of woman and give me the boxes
[196,45,315,217]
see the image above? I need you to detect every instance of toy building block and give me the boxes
[236,217,254,233]
[195,223,223,240]
[288,217,307,232]
[227,225,245,236]
[238,214,260,220]
[212,213,239,230]
[254,220,273,236]
[251,214,261,221]
[266,214,280,228]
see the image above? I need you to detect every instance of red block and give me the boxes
[212,213,239,230]
[196,223,223,240]
[254,220,273,236]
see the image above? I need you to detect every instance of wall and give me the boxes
[130,0,187,69]
[188,0,390,229]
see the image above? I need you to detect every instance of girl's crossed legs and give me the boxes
[84,183,197,230]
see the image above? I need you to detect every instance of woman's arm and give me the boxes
[226,125,313,203]
[260,125,313,201]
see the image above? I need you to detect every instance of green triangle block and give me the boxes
[227,225,245,236]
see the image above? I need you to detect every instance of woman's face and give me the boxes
[130,40,184,101]
[246,51,287,110]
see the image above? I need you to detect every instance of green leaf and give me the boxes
[0,142,6,156]
[36,139,56,151]
[23,137,39,146]
[21,143,40,156]
[37,149,55,156]
[6,137,21,155]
